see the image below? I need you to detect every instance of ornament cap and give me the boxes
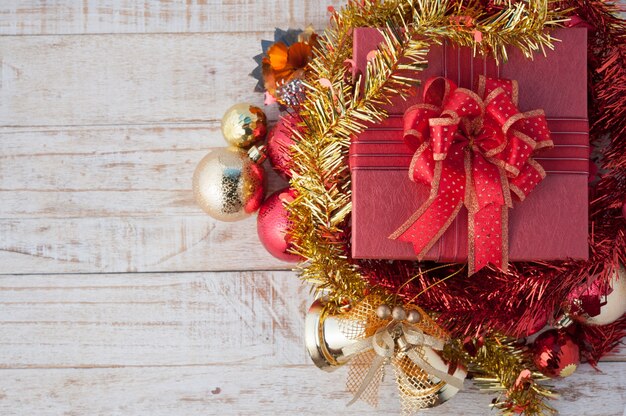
[248,144,267,164]
[555,314,574,329]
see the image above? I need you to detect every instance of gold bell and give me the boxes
[305,299,358,371]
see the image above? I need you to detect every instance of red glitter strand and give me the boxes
[356,1,626,352]
[574,316,626,367]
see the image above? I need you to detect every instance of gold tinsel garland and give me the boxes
[286,0,567,413]
[289,0,564,305]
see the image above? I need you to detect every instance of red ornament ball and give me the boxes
[622,197,626,220]
[532,330,580,378]
[257,188,302,262]
[267,114,300,179]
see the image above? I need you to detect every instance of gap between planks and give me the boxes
[0,0,345,36]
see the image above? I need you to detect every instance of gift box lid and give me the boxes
[352,27,588,118]
[350,28,589,263]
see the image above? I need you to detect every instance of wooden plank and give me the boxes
[0,33,280,127]
[0,364,624,415]
[0,272,306,366]
[0,216,291,274]
[0,125,290,274]
[0,0,343,35]
[0,271,623,415]
[0,272,622,365]
[0,125,287,217]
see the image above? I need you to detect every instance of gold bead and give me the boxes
[376,304,392,319]
[392,306,406,321]
[406,309,422,324]
[192,147,265,222]
[221,103,268,148]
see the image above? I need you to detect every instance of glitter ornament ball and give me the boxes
[532,330,580,378]
[276,78,307,107]
[267,114,300,179]
[193,147,265,222]
[221,103,268,148]
[622,197,626,220]
[257,188,301,262]
[565,263,626,326]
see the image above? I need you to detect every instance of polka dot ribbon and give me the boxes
[389,76,553,275]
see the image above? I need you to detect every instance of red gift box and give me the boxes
[350,28,589,263]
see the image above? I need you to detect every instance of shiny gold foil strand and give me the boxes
[288,0,565,309]
[287,0,565,414]
[445,335,558,415]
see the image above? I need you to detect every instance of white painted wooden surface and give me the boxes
[0,1,624,415]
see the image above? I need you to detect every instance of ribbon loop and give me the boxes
[429,117,459,160]
[403,105,440,150]
[390,75,553,275]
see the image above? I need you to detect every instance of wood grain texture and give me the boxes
[0,271,623,415]
[0,125,290,274]
[0,0,344,35]
[0,1,624,415]
[0,34,271,127]
[0,272,306,367]
[0,364,624,416]
[0,215,290,274]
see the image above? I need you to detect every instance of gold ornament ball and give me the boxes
[221,103,268,148]
[192,147,265,222]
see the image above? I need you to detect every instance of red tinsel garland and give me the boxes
[356,0,625,360]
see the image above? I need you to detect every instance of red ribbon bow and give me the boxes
[389,76,553,275]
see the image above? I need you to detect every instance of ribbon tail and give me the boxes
[467,155,510,275]
[468,204,508,274]
[347,352,386,407]
[405,349,465,390]
[390,161,465,260]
